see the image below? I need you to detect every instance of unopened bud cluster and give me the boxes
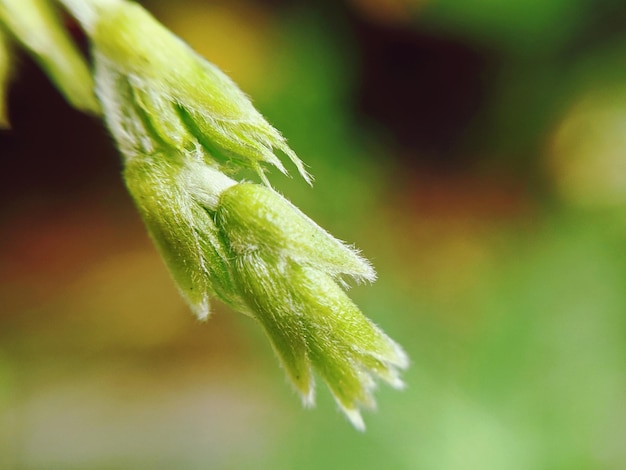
[0,0,408,429]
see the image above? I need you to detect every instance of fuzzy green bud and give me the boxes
[62,0,310,184]
[125,158,408,428]
[123,154,246,319]
[58,0,407,429]
[0,0,99,114]
[217,183,375,283]
[216,184,408,430]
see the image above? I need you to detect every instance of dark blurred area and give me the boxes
[1,0,626,468]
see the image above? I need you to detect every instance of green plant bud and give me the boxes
[0,26,12,128]
[94,61,195,159]
[123,154,247,319]
[63,0,310,184]
[56,0,407,429]
[233,251,408,430]
[0,0,99,114]
[217,183,376,283]
[215,182,405,429]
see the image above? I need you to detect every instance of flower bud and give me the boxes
[53,0,408,429]
[64,0,309,184]
[216,182,406,429]
[231,250,407,431]
[217,183,375,283]
[123,154,246,319]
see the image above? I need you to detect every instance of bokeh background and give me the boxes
[2,0,626,468]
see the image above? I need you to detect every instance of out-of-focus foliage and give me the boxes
[416,0,614,54]
[1,0,625,468]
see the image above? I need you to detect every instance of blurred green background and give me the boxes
[1,0,626,468]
